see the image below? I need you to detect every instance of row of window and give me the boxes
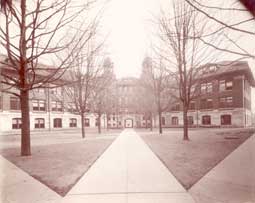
[171,96,234,111]
[12,118,79,129]
[200,80,233,94]
[9,97,77,112]
[168,115,232,126]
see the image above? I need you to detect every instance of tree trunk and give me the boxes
[81,112,85,138]
[20,90,31,156]
[183,106,189,140]
[158,110,162,135]
[150,112,153,131]
[98,113,101,134]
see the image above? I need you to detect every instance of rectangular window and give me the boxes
[12,118,22,129]
[219,80,233,91]
[171,103,180,111]
[35,88,45,94]
[221,115,231,125]
[189,101,196,110]
[84,118,90,127]
[68,103,77,113]
[219,97,233,108]
[53,118,62,128]
[202,115,211,125]
[10,97,20,110]
[51,101,63,111]
[69,118,77,127]
[201,82,212,94]
[188,116,194,125]
[32,100,46,111]
[200,98,213,109]
[172,117,178,125]
[161,117,165,125]
[35,118,45,128]
[51,87,62,95]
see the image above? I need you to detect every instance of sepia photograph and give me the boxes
[0,0,255,202]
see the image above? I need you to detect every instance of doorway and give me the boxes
[124,119,133,128]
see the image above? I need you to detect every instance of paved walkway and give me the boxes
[189,135,255,203]
[0,155,61,203]
[61,129,195,203]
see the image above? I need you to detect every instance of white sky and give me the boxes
[101,0,161,78]
[101,0,255,111]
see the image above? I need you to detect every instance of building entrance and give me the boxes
[124,119,133,128]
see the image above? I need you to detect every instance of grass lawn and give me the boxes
[139,128,254,190]
[0,137,117,196]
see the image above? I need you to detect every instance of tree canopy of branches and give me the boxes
[184,0,255,59]
[157,0,222,140]
[140,56,172,135]
[0,0,98,155]
[91,57,115,134]
[64,34,106,138]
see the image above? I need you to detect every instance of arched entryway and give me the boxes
[124,118,133,128]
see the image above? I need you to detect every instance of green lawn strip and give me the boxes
[140,128,254,190]
[0,138,116,196]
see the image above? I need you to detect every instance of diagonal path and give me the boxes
[62,129,195,203]
[0,155,61,203]
[189,134,255,203]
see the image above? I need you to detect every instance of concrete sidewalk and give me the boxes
[0,155,61,203]
[62,129,195,203]
[189,135,255,203]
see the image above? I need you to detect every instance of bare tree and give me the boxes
[140,56,172,135]
[157,0,221,140]
[184,0,255,59]
[64,35,104,138]
[0,0,97,155]
[91,57,115,134]
[134,85,155,130]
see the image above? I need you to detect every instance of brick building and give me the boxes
[0,60,254,133]
[161,61,255,128]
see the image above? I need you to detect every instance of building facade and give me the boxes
[0,60,254,133]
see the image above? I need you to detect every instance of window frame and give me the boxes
[53,118,62,128]
[35,118,45,129]
[202,115,211,125]
[12,118,22,129]
[69,118,77,127]
[10,97,20,110]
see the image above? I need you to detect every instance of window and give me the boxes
[200,98,213,109]
[35,88,45,94]
[201,82,212,94]
[189,101,196,110]
[219,80,233,91]
[172,117,179,125]
[202,115,211,125]
[221,115,231,125]
[68,103,77,113]
[32,100,46,111]
[171,103,180,111]
[84,118,90,127]
[161,117,165,125]
[219,97,233,108]
[53,118,62,128]
[10,97,20,110]
[35,118,45,128]
[0,96,2,110]
[51,87,62,95]
[188,116,194,125]
[69,118,77,127]
[51,101,63,111]
[12,118,22,129]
